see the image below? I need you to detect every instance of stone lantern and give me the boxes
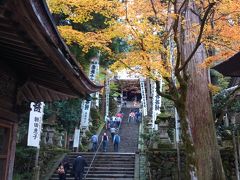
[42,114,56,146]
[155,107,171,143]
[55,125,65,147]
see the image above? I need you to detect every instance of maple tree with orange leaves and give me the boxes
[47,0,240,179]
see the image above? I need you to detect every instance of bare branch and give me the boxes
[150,0,158,17]
[118,59,137,72]
[177,0,188,14]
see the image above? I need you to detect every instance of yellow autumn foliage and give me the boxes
[47,0,240,81]
[47,0,125,55]
[208,83,221,95]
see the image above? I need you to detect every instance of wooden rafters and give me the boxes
[0,0,102,103]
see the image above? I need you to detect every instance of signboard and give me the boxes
[27,102,45,148]
[73,128,80,148]
[140,78,147,116]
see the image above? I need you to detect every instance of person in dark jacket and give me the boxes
[72,155,88,180]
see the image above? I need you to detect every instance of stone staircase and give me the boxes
[49,106,139,180]
[98,107,139,153]
[49,152,135,180]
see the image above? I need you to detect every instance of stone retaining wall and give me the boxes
[145,148,236,179]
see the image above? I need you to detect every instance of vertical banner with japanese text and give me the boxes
[94,57,100,107]
[140,78,147,116]
[80,100,91,129]
[80,57,99,129]
[151,79,162,128]
[88,57,99,82]
[151,80,157,128]
[27,102,45,148]
[105,77,110,118]
[73,128,80,148]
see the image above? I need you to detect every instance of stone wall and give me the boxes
[146,148,236,180]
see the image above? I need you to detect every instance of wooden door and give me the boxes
[0,123,11,180]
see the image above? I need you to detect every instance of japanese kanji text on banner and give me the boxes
[140,78,147,116]
[27,102,45,148]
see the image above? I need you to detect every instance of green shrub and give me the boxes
[14,146,36,175]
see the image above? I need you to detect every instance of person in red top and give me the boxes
[116,111,123,118]
[128,111,135,123]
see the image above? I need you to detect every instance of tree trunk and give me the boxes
[179,1,225,179]
[176,103,195,179]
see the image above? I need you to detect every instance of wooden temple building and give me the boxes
[213,52,240,77]
[0,0,101,179]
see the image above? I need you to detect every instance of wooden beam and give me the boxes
[27,83,43,101]
[37,86,52,102]
[0,40,33,51]
[0,44,38,57]
[0,107,17,122]
[21,85,35,101]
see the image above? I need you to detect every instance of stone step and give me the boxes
[52,170,134,177]
[50,178,134,180]
[50,174,134,179]
[68,152,135,155]
[68,157,135,161]
[86,174,134,178]
[60,164,134,170]
[52,167,135,173]
[84,178,133,180]
[66,161,135,166]
[67,160,135,164]
[67,156,135,160]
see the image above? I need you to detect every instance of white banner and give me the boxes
[95,92,100,107]
[80,100,92,128]
[140,78,147,116]
[27,102,45,148]
[105,78,110,117]
[151,80,162,128]
[88,57,99,82]
[151,80,157,128]
[80,57,99,129]
[73,128,80,148]
[92,57,100,107]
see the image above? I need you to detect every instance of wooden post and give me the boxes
[32,148,40,180]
